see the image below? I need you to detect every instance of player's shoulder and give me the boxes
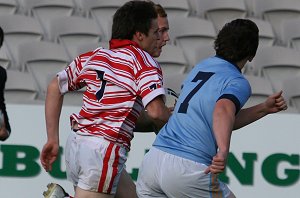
[79,47,103,57]
[130,45,158,66]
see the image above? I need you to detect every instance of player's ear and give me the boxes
[134,31,144,41]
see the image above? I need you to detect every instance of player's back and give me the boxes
[62,41,164,151]
[153,56,251,165]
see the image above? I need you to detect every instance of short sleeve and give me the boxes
[132,51,165,107]
[57,58,85,94]
[218,77,251,113]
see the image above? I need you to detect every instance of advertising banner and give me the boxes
[0,104,299,197]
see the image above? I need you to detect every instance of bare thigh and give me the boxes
[75,186,114,198]
[115,169,138,198]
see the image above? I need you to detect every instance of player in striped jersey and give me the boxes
[115,3,171,198]
[40,1,172,198]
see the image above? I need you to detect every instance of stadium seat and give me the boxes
[48,16,102,61]
[78,0,128,41]
[168,16,216,68]
[0,45,10,70]
[186,0,198,16]
[252,46,300,92]
[189,44,215,69]
[280,106,299,114]
[195,0,247,31]
[156,44,188,75]
[283,76,300,113]
[20,0,76,39]
[243,75,274,108]
[5,70,38,104]
[152,0,191,18]
[243,61,258,76]
[254,0,300,45]
[247,17,275,47]
[0,0,18,15]
[282,18,300,51]
[0,15,44,70]
[17,41,70,98]
[73,42,108,60]
[244,0,256,16]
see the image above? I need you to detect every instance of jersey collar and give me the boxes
[215,55,241,73]
[109,39,141,50]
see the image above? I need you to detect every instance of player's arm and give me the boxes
[233,91,287,130]
[45,77,63,145]
[145,95,171,134]
[133,109,154,132]
[206,98,236,174]
[40,77,64,172]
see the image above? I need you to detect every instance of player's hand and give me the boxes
[204,151,227,174]
[264,91,288,114]
[40,141,59,172]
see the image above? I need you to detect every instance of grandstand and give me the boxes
[1,0,299,113]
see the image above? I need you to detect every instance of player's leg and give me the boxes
[75,187,114,198]
[115,169,138,198]
[68,133,127,198]
[43,183,72,198]
[136,147,167,198]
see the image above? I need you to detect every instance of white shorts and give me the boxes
[65,132,127,194]
[137,147,233,198]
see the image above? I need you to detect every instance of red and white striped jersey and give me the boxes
[57,39,165,151]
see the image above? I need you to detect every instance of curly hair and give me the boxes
[111,1,157,40]
[214,19,259,63]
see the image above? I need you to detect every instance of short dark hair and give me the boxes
[154,4,167,18]
[111,0,158,40]
[0,26,3,48]
[214,19,259,63]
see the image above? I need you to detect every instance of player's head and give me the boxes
[0,26,4,48]
[152,3,170,58]
[214,19,259,64]
[111,1,159,56]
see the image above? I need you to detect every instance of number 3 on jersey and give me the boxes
[178,71,214,113]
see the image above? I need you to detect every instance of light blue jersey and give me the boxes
[153,56,251,165]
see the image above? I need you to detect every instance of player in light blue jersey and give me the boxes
[136,19,287,198]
